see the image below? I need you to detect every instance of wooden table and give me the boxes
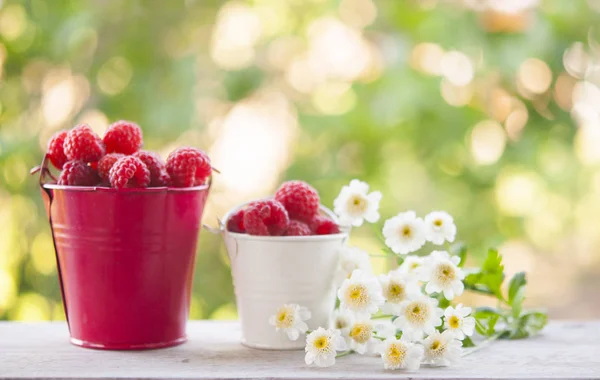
[0,321,598,379]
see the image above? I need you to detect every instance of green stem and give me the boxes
[371,314,394,320]
[372,334,387,341]
[369,253,392,258]
[336,350,354,358]
[461,332,502,357]
[464,283,495,296]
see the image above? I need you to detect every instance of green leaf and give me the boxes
[396,255,405,267]
[508,272,527,305]
[463,249,505,300]
[435,293,451,309]
[511,286,526,318]
[509,311,548,339]
[474,306,503,319]
[474,307,503,337]
[462,336,476,347]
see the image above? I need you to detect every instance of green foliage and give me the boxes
[464,249,547,341]
[464,249,505,299]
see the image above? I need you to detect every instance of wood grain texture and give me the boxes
[0,321,598,380]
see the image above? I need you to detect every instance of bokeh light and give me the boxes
[0,0,599,322]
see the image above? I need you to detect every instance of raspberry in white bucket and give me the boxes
[221,181,347,350]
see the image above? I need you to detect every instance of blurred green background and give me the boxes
[1,0,599,321]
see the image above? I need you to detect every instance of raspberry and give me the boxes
[310,215,341,235]
[98,153,125,180]
[109,156,151,189]
[166,147,211,187]
[103,120,143,155]
[274,181,320,223]
[64,124,105,163]
[243,199,289,236]
[134,150,170,187]
[227,209,246,233]
[47,130,68,169]
[57,160,100,186]
[286,220,312,236]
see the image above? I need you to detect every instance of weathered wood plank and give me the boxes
[0,321,598,380]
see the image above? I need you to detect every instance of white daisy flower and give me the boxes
[334,179,382,227]
[305,327,347,367]
[268,304,311,341]
[373,320,398,340]
[337,269,385,319]
[396,256,425,276]
[334,246,372,286]
[378,271,420,314]
[422,330,462,366]
[383,211,427,255]
[375,338,424,371]
[444,304,476,340]
[421,250,465,300]
[424,211,457,245]
[330,309,354,337]
[347,318,381,354]
[394,295,443,340]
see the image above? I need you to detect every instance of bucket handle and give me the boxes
[31,155,71,330]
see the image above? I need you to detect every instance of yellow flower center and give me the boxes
[435,263,457,285]
[385,342,407,367]
[344,284,369,308]
[384,281,406,303]
[428,338,447,357]
[401,225,412,238]
[448,315,460,329]
[313,335,330,352]
[433,219,443,227]
[349,323,373,344]
[348,195,368,214]
[274,306,294,329]
[410,262,420,269]
[404,300,430,326]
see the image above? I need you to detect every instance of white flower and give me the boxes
[375,338,424,371]
[396,256,425,276]
[378,271,420,314]
[337,270,385,319]
[268,304,311,341]
[394,295,443,340]
[421,250,465,300]
[373,320,397,340]
[444,304,476,340]
[424,211,457,245]
[334,246,372,285]
[305,327,347,367]
[334,179,382,227]
[330,309,354,336]
[383,211,427,255]
[422,330,462,366]
[347,318,380,354]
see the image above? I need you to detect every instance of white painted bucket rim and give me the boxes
[221,198,350,241]
[225,230,347,242]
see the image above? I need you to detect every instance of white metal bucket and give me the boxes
[222,204,348,350]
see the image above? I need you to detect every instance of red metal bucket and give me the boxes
[37,158,209,350]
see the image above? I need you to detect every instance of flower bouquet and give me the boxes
[226,179,547,370]
[34,122,212,350]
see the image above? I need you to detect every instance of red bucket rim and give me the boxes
[42,183,210,193]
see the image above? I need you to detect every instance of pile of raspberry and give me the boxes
[45,121,212,189]
[226,181,341,237]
